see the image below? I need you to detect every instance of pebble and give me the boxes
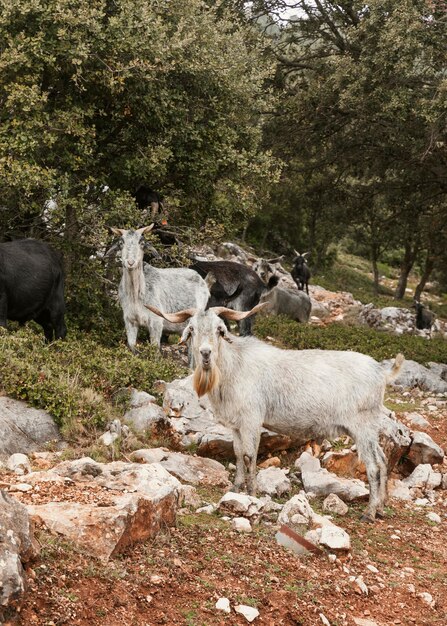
[215,597,231,614]
[234,604,260,622]
[427,511,441,523]
[319,613,330,625]
[366,564,379,574]
[232,517,252,533]
[418,591,435,607]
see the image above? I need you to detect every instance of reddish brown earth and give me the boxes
[3,390,447,626]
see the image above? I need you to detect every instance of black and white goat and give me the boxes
[414,300,435,333]
[147,303,404,522]
[189,259,278,336]
[291,250,311,294]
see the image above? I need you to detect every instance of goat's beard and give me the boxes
[193,362,220,397]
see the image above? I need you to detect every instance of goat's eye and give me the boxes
[189,326,194,335]
[217,326,225,336]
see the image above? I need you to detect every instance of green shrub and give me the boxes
[0,327,186,439]
[254,316,447,364]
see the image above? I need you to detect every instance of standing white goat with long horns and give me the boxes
[146,302,404,522]
[110,225,209,352]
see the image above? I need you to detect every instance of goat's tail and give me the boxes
[386,353,405,382]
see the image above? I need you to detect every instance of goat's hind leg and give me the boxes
[356,438,381,523]
[373,442,389,518]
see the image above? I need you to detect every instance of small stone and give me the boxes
[319,524,350,551]
[407,584,415,594]
[418,591,435,607]
[258,456,281,469]
[232,517,252,533]
[234,604,260,622]
[10,483,33,492]
[196,504,215,514]
[328,554,337,563]
[427,512,441,523]
[150,575,163,585]
[366,564,379,574]
[322,493,349,516]
[215,597,231,614]
[6,453,31,475]
[319,613,330,625]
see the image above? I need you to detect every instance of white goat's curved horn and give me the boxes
[136,224,154,236]
[211,302,268,321]
[294,249,300,257]
[302,251,310,258]
[110,227,127,236]
[145,304,196,323]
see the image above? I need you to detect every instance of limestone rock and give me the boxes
[215,597,231,614]
[231,517,252,532]
[131,448,230,487]
[218,492,266,518]
[319,524,351,551]
[0,397,62,459]
[234,604,260,622]
[26,459,180,560]
[6,453,31,475]
[256,467,291,497]
[0,491,39,619]
[278,492,314,526]
[378,414,411,471]
[124,402,167,433]
[407,432,444,466]
[385,359,447,394]
[402,464,442,489]
[404,412,430,429]
[296,452,369,502]
[388,479,412,501]
[322,493,349,516]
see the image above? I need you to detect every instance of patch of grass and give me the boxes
[255,316,447,364]
[0,326,186,440]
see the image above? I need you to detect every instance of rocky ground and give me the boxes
[1,379,446,626]
[1,246,446,626]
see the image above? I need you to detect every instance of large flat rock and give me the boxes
[0,397,62,459]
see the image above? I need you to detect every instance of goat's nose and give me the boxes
[128,259,135,266]
[200,348,211,360]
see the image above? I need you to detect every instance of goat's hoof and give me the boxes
[360,513,375,524]
[376,510,386,519]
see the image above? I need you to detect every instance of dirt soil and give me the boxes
[2,383,446,626]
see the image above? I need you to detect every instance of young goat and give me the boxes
[112,225,209,352]
[147,303,404,522]
[291,250,311,294]
[414,300,435,333]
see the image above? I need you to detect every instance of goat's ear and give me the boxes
[145,304,197,323]
[205,272,217,289]
[212,302,268,321]
[136,224,154,236]
[179,325,192,345]
[110,227,126,236]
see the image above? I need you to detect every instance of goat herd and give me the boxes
[0,226,420,522]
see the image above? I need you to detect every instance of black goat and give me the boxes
[291,250,311,294]
[0,239,67,341]
[134,185,164,219]
[414,301,435,332]
[190,259,278,335]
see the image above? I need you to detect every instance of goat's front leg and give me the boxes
[124,319,139,354]
[233,424,261,496]
[148,318,163,349]
[232,429,246,492]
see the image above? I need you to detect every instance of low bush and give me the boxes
[0,327,186,439]
[254,316,447,364]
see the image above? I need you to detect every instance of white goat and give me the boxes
[147,302,404,521]
[111,225,209,352]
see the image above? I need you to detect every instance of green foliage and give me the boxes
[254,316,447,364]
[0,326,186,438]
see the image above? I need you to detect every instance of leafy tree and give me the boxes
[0,0,279,323]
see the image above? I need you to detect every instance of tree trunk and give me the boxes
[414,255,435,302]
[370,243,380,296]
[64,205,79,278]
[394,241,418,300]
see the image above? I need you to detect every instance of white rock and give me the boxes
[322,493,349,516]
[414,498,429,506]
[366,564,379,574]
[215,597,231,614]
[10,483,33,493]
[196,504,216,514]
[404,412,430,428]
[388,479,412,501]
[402,464,442,489]
[232,517,252,533]
[319,613,331,625]
[6,453,31,475]
[129,389,156,408]
[277,491,314,526]
[319,524,350,551]
[218,492,265,517]
[427,512,441,523]
[295,451,321,473]
[418,591,435,607]
[234,604,260,622]
[256,467,291,497]
[99,431,119,446]
[408,431,444,466]
[353,619,380,626]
